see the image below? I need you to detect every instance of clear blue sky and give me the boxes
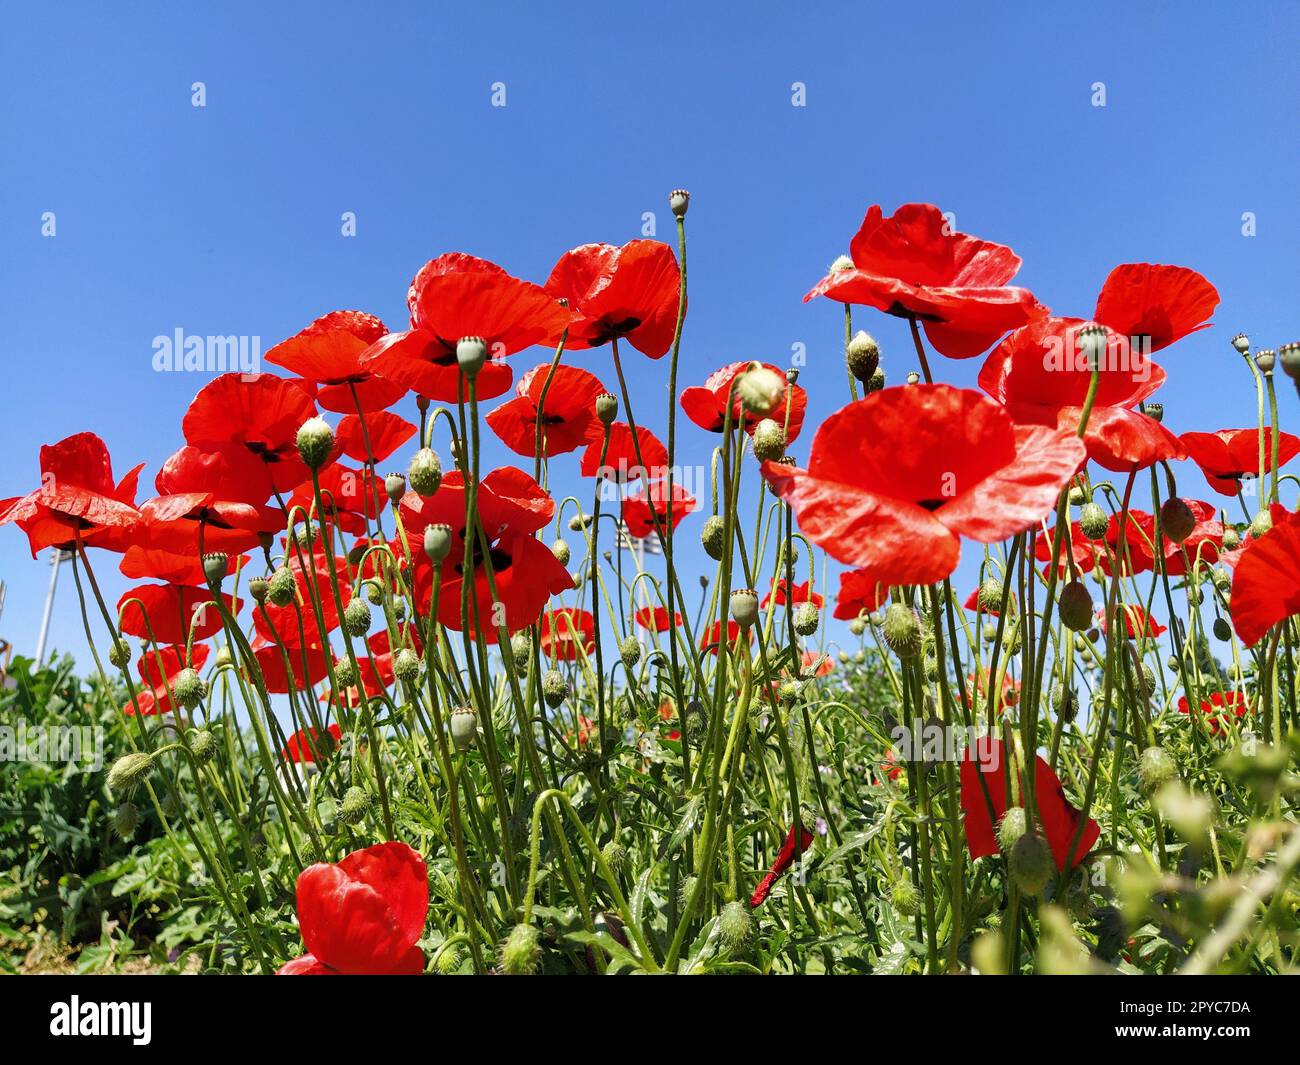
[2,1,1297,669]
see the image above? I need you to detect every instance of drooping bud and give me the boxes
[736,365,785,415]
[846,330,880,383]
[343,598,372,637]
[719,900,753,953]
[408,448,442,496]
[1138,745,1177,796]
[793,602,819,636]
[1068,484,1087,506]
[333,656,359,688]
[542,670,569,709]
[891,879,920,917]
[107,751,154,793]
[363,578,384,604]
[701,515,725,560]
[730,588,759,629]
[1212,616,1232,642]
[384,472,406,503]
[449,705,478,751]
[267,566,295,607]
[509,633,531,675]
[977,577,1003,612]
[108,638,132,670]
[601,839,629,879]
[1222,526,1241,550]
[668,188,690,218]
[1009,832,1054,894]
[1211,566,1231,593]
[848,616,866,636]
[881,603,922,658]
[339,786,370,825]
[202,551,229,585]
[456,336,487,378]
[296,416,334,470]
[394,648,420,684]
[1079,501,1108,540]
[112,800,140,840]
[1058,580,1094,632]
[750,418,786,462]
[500,923,541,975]
[997,807,1027,853]
[595,392,618,425]
[619,637,642,671]
[1160,497,1196,544]
[423,523,453,564]
[173,667,207,710]
[551,538,571,566]
[215,646,233,669]
[684,700,707,743]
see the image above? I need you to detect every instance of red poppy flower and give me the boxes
[251,643,332,694]
[400,468,573,642]
[1092,263,1219,353]
[1098,604,1166,639]
[0,432,143,557]
[763,384,1085,586]
[118,583,240,645]
[282,723,343,764]
[1180,429,1300,497]
[804,204,1047,359]
[278,841,428,975]
[485,363,606,457]
[762,579,823,610]
[123,644,211,716]
[1092,511,1157,578]
[680,362,807,442]
[334,411,417,464]
[1177,690,1249,735]
[658,700,681,741]
[750,822,814,908]
[1229,505,1300,647]
[621,480,696,539]
[253,554,352,649]
[877,750,903,784]
[960,736,1099,872]
[545,240,681,359]
[979,317,1184,473]
[360,253,571,403]
[580,422,669,482]
[539,607,595,661]
[181,373,318,502]
[963,587,1015,617]
[119,546,249,586]
[264,310,405,413]
[832,567,893,620]
[699,619,753,655]
[799,650,834,677]
[964,667,1021,713]
[633,606,682,632]
[566,714,598,748]
[1129,500,1223,576]
[286,464,386,537]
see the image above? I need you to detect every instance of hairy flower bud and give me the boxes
[977,577,1003,612]
[107,751,154,793]
[684,700,707,743]
[449,705,478,752]
[551,538,571,566]
[112,800,140,840]
[408,448,442,496]
[333,656,359,688]
[339,785,370,825]
[268,566,295,607]
[173,667,207,710]
[296,416,334,470]
[542,669,569,709]
[343,598,372,637]
[1079,501,1108,540]
[1212,616,1232,642]
[891,879,920,917]
[846,330,880,383]
[848,616,866,636]
[1009,832,1054,895]
[737,365,785,415]
[108,638,132,670]
[751,418,786,462]
[601,839,629,879]
[882,603,922,659]
[997,806,1027,853]
[1138,745,1177,796]
[701,515,725,560]
[1058,580,1094,632]
[793,601,819,636]
[1222,526,1240,551]
[865,367,885,393]
[1249,510,1273,539]
[423,522,453,564]
[394,647,420,684]
[719,900,753,953]
[619,637,642,671]
[500,923,541,975]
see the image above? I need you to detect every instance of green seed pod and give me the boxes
[1009,833,1054,895]
[719,899,754,953]
[449,706,478,752]
[202,551,229,585]
[1058,580,1094,632]
[268,566,296,607]
[750,418,786,462]
[882,603,922,659]
[423,523,453,564]
[500,923,541,976]
[701,515,726,560]
[793,601,819,636]
[997,807,1027,854]
[108,638,132,670]
[394,648,420,684]
[1138,745,1177,796]
[891,879,920,917]
[343,597,372,637]
[296,416,334,470]
[541,669,568,709]
[846,330,880,383]
[669,188,691,218]
[600,840,629,879]
[173,667,207,710]
[111,800,140,841]
[456,335,487,376]
[408,447,443,497]
[339,786,369,825]
[248,575,270,603]
[730,588,759,629]
[1160,497,1196,544]
[188,728,218,765]
[107,751,154,794]
[384,472,406,503]
[551,538,571,566]
[595,392,618,425]
[619,637,642,671]
[1079,501,1109,540]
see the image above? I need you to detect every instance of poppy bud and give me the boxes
[1249,509,1273,538]
[542,669,568,709]
[215,646,233,669]
[677,875,699,909]
[338,598,370,638]
[339,785,370,825]
[450,437,466,469]
[619,637,641,671]
[500,923,541,975]
[112,800,140,840]
[846,330,880,383]
[1145,402,1164,423]
[107,751,154,793]
[684,700,707,743]
[977,577,1003,612]
[794,601,819,636]
[1222,526,1241,550]
[865,367,885,393]
[1054,685,1078,722]
[701,515,725,560]
[1254,348,1276,374]
[1058,580,1093,631]
[751,418,786,462]
[333,656,359,688]
[595,392,618,425]
[601,839,629,878]
[449,705,478,751]
[296,416,335,470]
[394,648,420,684]
[719,900,753,953]
[1211,566,1231,593]
[668,188,691,218]
[174,667,207,710]
[1138,745,1177,796]
[1077,323,1109,371]
[1230,332,1250,355]
[1279,342,1300,384]
[737,365,785,415]
[507,632,530,673]
[1125,657,1156,700]
[384,472,406,502]
[1009,832,1054,895]
[434,946,464,975]
[838,651,850,664]
[891,879,920,917]
[551,538,570,566]
[1079,501,1108,540]
[829,254,854,273]
[848,616,866,636]
[882,603,922,659]
[108,638,132,670]
[1213,616,1232,642]
[267,566,295,607]
[1160,497,1196,543]
[248,575,270,603]
[359,578,381,605]
[202,551,229,585]
[408,448,442,496]
[1068,484,1087,506]
[997,807,1027,853]
[780,678,802,704]
[730,588,759,629]
[456,335,487,377]
[424,523,453,564]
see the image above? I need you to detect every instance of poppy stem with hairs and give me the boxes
[907,316,934,384]
[844,304,859,401]
[589,422,612,791]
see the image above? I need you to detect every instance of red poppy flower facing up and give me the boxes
[0,432,143,557]
[334,411,417,464]
[699,619,753,655]
[832,567,893,620]
[750,822,815,908]
[181,373,318,502]
[545,240,681,359]
[486,364,606,458]
[118,583,240,645]
[1092,263,1219,354]
[539,607,596,661]
[282,723,344,764]
[804,204,1047,359]
[123,644,211,716]
[763,384,1085,587]
[960,736,1099,872]
[621,479,696,540]
[680,361,808,443]
[1180,429,1300,497]
[1230,506,1300,648]
[1177,691,1249,736]
[978,317,1185,473]
[279,841,428,975]
[251,643,332,694]
[286,463,386,537]
[763,579,824,610]
[580,422,669,482]
[264,310,406,413]
[633,605,683,632]
[1098,604,1167,640]
[360,253,572,404]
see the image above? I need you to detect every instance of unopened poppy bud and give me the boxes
[449,705,478,751]
[1068,484,1087,506]
[1249,509,1273,538]
[384,472,406,502]
[737,365,785,415]
[677,875,699,909]
[719,900,753,953]
[408,447,442,496]
[1138,745,1177,796]
[394,648,420,684]
[1211,566,1231,592]
[848,616,866,636]
[600,839,629,878]
[202,551,228,585]
[1125,657,1156,700]
[1058,580,1093,631]
[1077,324,1109,370]
[1279,342,1300,383]
[339,785,369,825]
[500,923,541,975]
[215,645,232,669]
[829,254,854,273]
[846,330,880,383]
[619,637,641,670]
[296,416,334,470]
[668,188,691,217]
[780,679,802,704]
[905,371,921,385]
[1053,686,1077,722]
[595,392,618,425]
[248,575,270,603]
[456,335,487,377]
[865,367,885,393]
[794,601,819,636]
[112,800,140,840]
[108,638,132,669]
[730,588,759,628]
[107,751,154,793]
[977,577,1003,612]
[882,603,922,658]
[423,523,453,564]
[684,699,707,743]
[333,656,359,688]
[542,670,569,709]
[174,667,207,710]
[551,538,571,565]
[1221,525,1240,551]
[568,513,590,532]
[701,515,725,560]
[362,578,384,604]
[1079,501,1109,540]
[1231,332,1250,355]
[1009,833,1054,895]
[750,418,786,462]
[891,879,920,917]
[509,632,531,672]
[268,566,295,607]
[1145,402,1164,423]
[1212,616,1232,642]
[1160,497,1196,543]
[343,597,372,636]
[997,807,1027,853]
[1254,348,1276,374]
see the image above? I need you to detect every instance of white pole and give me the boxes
[34,549,63,667]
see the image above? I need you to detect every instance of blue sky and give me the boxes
[1,1,1297,670]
